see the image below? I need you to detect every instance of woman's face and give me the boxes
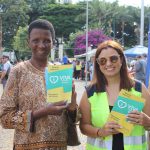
[28,28,53,61]
[97,47,122,78]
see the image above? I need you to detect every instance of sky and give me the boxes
[73,0,150,7]
[108,0,150,7]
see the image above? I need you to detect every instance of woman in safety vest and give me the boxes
[79,40,150,150]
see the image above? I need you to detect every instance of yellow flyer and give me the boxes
[45,64,73,103]
[108,89,145,135]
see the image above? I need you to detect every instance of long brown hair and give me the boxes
[91,40,133,92]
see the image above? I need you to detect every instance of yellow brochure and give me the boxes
[45,64,73,103]
[108,89,145,135]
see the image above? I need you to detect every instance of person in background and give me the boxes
[0,19,77,150]
[89,55,95,81]
[134,54,147,84]
[79,40,150,150]
[62,55,68,65]
[81,60,85,80]
[0,57,3,82]
[0,55,12,88]
[142,53,147,61]
[72,60,76,78]
[75,60,81,80]
[0,57,3,71]
[128,60,136,79]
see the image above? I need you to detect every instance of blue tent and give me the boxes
[124,45,148,57]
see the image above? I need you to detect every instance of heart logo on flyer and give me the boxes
[118,100,127,109]
[49,76,58,84]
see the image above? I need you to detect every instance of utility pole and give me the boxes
[145,16,150,88]
[85,0,89,86]
[140,0,144,46]
[0,16,2,51]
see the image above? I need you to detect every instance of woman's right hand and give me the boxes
[98,121,122,137]
[33,101,67,120]
[46,101,67,115]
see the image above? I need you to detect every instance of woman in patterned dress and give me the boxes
[0,19,77,150]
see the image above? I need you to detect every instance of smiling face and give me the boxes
[28,28,53,61]
[97,47,122,78]
[2,57,8,64]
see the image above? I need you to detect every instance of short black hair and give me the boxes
[28,19,55,43]
[2,55,9,59]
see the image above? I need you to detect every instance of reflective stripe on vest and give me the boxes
[124,135,146,145]
[87,135,147,150]
[87,137,112,150]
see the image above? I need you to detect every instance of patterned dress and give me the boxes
[0,60,68,150]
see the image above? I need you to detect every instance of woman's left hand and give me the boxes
[126,110,150,127]
[67,81,77,111]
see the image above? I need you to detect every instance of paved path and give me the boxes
[0,80,87,150]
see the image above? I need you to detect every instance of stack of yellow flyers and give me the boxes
[108,89,145,135]
[45,64,73,103]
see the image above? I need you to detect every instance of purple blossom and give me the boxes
[74,29,111,55]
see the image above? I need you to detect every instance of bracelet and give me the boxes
[97,128,105,140]
[97,128,101,137]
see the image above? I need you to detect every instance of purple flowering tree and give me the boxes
[74,29,111,55]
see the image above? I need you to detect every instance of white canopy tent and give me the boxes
[74,49,96,59]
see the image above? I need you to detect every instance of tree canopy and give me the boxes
[0,0,29,50]
[13,26,29,52]
[1,0,150,56]
[40,4,85,39]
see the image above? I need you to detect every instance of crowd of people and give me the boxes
[0,19,150,150]
[72,57,94,81]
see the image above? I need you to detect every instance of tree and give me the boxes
[13,26,31,59]
[64,30,85,57]
[114,5,140,47]
[25,0,56,22]
[0,0,29,50]
[13,26,29,52]
[40,4,85,39]
[83,0,119,33]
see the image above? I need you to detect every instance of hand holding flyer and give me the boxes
[45,64,73,103]
[108,89,145,135]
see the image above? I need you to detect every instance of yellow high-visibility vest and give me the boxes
[86,83,147,150]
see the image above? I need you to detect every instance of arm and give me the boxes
[79,91,121,138]
[79,91,99,138]
[33,101,67,121]
[0,67,32,132]
[0,70,7,80]
[142,83,150,117]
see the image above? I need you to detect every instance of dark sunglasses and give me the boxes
[96,55,120,66]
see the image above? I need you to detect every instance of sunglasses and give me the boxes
[96,55,120,66]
